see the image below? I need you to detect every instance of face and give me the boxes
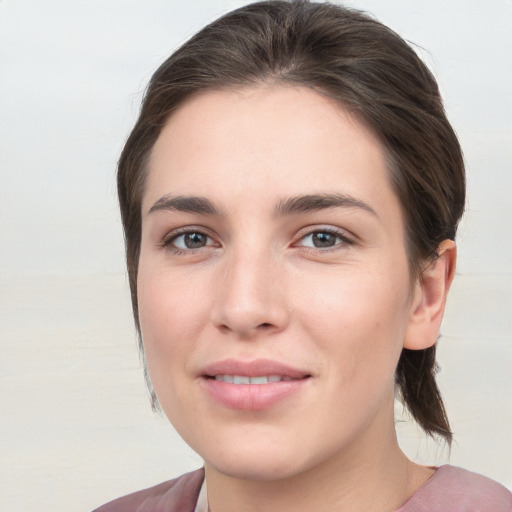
[137,85,419,481]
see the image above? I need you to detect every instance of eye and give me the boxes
[296,229,351,249]
[165,230,216,251]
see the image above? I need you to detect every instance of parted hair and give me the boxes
[118,0,465,443]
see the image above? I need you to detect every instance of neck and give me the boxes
[204,405,434,512]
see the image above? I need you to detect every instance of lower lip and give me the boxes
[201,378,309,411]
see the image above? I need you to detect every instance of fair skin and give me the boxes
[137,85,456,512]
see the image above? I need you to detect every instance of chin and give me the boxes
[205,451,308,482]
[198,425,343,483]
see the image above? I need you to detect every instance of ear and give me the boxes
[404,240,457,350]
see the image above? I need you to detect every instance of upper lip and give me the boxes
[201,358,311,379]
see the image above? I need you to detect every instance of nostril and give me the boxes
[258,323,272,328]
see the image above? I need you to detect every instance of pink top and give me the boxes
[397,465,511,511]
[93,465,512,512]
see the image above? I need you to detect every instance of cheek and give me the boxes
[294,265,410,383]
[136,268,207,379]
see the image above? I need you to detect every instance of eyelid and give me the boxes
[160,226,220,252]
[293,225,355,249]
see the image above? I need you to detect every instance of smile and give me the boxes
[213,375,296,384]
[200,359,311,410]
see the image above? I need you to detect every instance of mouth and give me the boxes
[201,358,311,382]
[209,375,301,384]
[200,359,311,410]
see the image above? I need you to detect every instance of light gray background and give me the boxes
[0,1,510,510]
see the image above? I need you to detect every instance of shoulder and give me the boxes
[91,468,205,512]
[398,465,512,512]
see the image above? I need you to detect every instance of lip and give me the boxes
[199,358,311,411]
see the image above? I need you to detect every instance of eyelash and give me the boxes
[160,226,354,255]
[294,227,354,251]
[160,227,218,255]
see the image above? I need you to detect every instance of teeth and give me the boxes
[214,375,287,384]
[250,376,269,384]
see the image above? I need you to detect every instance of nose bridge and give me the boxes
[212,240,287,338]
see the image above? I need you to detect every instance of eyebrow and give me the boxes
[275,193,377,218]
[147,192,377,218]
[148,195,223,216]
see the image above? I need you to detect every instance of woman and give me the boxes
[94,1,511,510]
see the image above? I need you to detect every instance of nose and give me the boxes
[210,250,289,340]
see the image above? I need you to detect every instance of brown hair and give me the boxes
[118,0,465,443]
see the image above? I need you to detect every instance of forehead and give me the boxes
[144,85,396,218]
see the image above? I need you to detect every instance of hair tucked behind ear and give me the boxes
[395,347,452,443]
[118,0,465,443]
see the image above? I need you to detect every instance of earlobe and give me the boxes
[404,240,457,350]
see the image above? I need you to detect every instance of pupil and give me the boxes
[185,233,206,249]
[313,232,335,247]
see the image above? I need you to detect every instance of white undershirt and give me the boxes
[194,478,209,512]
